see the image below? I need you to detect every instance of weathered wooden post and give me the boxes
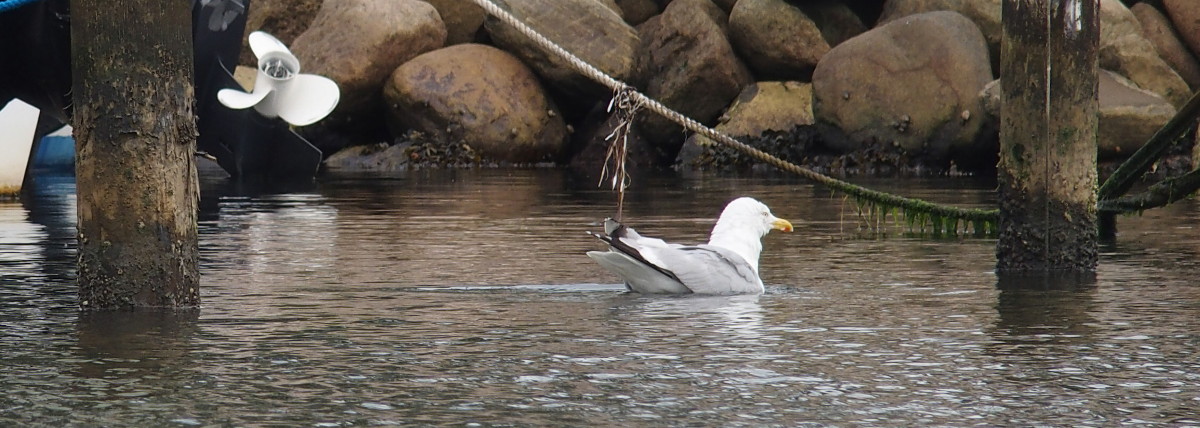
[997,0,1100,272]
[71,0,200,308]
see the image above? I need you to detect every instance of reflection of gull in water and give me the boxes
[627,294,769,343]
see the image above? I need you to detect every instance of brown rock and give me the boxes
[812,11,992,159]
[485,0,639,97]
[728,0,830,79]
[877,0,1001,75]
[614,0,660,25]
[710,0,736,13]
[323,143,410,172]
[1100,0,1190,108]
[678,81,816,167]
[978,70,1176,159]
[239,0,323,66]
[383,44,568,163]
[1097,70,1177,159]
[977,79,1000,123]
[419,0,485,45]
[1133,2,1200,89]
[569,110,659,176]
[797,0,868,47]
[688,81,816,148]
[291,0,447,117]
[638,0,753,161]
[598,0,623,18]
[232,65,257,91]
[1164,0,1200,61]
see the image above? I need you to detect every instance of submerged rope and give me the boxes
[471,0,999,232]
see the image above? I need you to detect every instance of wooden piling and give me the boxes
[997,0,1099,272]
[71,0,200,308]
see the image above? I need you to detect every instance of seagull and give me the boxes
[587,197,793,294]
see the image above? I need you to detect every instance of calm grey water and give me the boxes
[2,169,1199,426]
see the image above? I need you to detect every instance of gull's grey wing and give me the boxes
[586,250,693,293]
[640,245,763,294]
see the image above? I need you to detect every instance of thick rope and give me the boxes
[471,0,999,228]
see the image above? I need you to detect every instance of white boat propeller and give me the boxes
[217,31,340,126]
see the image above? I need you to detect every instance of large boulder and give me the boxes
[881,0,1190,107]
[291,0,447,117]
[239,0,323,66]
[638,0,753,162]
[597,0,623,17]
[484,0,639,97]
[686,81,816,148]
[383,44,568,164]
[1096,71,1178,159]
[979,70,1176,159]
[678,81,816,167]
[812,11,992,160]
[1164,0,1200,62]
[877,0,1001,74]
[728,0,830,79]
[419,0,485,45]
[1132,3,1200,90]
[1100,0,1190,108]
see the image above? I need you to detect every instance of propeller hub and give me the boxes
[259,54,297,81]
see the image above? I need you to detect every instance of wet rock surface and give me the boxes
[383,44,568,164]
[812,11,992,162]
[1132,2,1200,90]
[485,0,639,98]
[637,0,753,162]
[216,0,1198,175]
[1100,0,1191,109]
[728,0,829,79]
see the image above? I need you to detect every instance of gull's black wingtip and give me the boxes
[587,229,613,245]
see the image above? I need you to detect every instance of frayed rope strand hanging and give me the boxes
[468,0,999,231]
[600,87,641,221]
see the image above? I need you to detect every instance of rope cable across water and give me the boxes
[470,0,999,231]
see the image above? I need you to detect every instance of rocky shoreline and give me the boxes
[243,0,1198,176]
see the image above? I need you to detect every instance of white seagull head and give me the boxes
[711,197,793,239]
[707,197,793,273]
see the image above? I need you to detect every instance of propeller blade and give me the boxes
[248,31,291,60]
[217,87,271,110]
[275,74,341,126]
